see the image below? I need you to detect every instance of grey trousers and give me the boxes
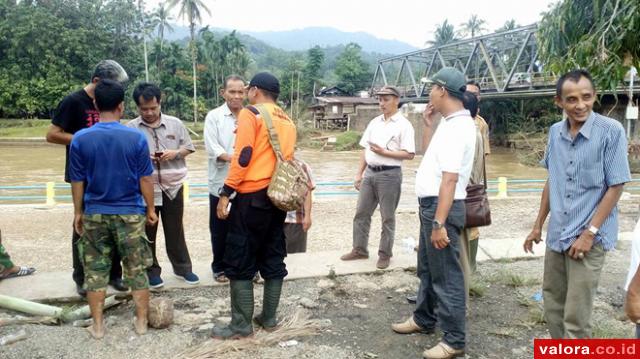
[542,244,606,338]
[352,167,402,258]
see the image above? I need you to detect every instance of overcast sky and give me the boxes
[146,0,559,48]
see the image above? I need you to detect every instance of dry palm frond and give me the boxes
[179,310,328,359]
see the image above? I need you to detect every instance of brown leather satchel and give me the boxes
[465,155,491,227]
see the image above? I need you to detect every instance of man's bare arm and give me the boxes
[46,124,73,145]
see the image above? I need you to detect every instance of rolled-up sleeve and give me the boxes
[604,124,631,186]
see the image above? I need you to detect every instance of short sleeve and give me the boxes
[179,121,196,152]
[399,120,416,153]
[137,135,154,177]
[68,138,86,182]
[359,121,373,148]
[52,96,75,131]
[603,124,631,186]
[540,128,553,169]
[437,123,467,174]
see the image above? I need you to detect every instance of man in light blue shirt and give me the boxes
[524,69,631,338]
[204,75,245,282]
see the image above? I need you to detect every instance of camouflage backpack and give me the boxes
[255,104,310,212]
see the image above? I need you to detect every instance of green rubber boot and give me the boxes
[212,280,254,339]
[254,278,283,331]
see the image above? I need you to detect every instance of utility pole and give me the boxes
[296,71,301,126]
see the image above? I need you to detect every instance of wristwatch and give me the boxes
[587,225,599,236]
[218,186,234,198]
[432,219,444,230]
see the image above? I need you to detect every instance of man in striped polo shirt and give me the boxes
[127,82,199,289]
[524,69,631,338]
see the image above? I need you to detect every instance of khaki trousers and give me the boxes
[542,244,606,338]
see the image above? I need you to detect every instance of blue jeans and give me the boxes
[413,197,466,350]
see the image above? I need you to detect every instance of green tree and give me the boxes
[537,0,639,91]
[168,0,211,122]
[427,20,458,47]
[302,46,325,96]
[496,19,518,32]
[459,14,487,38]
[335,43,372,94]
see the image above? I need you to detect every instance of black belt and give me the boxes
[367,165,400,172]
[418,197,464,206]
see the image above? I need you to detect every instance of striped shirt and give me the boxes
[126,114,195,206]
[542,111,630,253]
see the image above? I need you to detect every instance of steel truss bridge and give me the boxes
[371,24,639,100]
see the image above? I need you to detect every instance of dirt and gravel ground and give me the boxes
[1,240,637,359]
[1,197,638,272]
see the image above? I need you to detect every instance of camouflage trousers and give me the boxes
[0,244,14,273]
[79,214,153,291]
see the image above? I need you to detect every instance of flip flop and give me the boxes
[214,273,229,283]
[0,266,36,280]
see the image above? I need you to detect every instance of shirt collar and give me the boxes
[137,113,166,129]
[380,111,401,123]
[444,109,471,121]
[221,103,235,118]
[560,111,595,140]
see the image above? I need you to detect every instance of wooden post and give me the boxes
[497,177,508,198]
[46,182,56,206]
[183,181,190,205]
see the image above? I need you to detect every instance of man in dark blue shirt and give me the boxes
[69,79,157,339]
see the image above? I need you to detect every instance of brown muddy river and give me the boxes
[0,144,550,205]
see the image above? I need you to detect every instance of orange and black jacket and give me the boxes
[222,103,296,194]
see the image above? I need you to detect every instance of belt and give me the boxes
[418,197,464,206]
[367,165,400,172]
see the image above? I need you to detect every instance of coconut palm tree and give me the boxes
[496,19,518,32]
[168,0,210,123]
[154,2,174,52]
[427,20,458,47]
[460,14,487,38]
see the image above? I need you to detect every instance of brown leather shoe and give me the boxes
[391,316,433,334]
[376,256,390,269]
[340,250,369,261]
[423,342,464,359]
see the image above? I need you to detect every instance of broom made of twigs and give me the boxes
[179,310,328,359]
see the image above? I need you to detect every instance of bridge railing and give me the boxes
[2,178,640,205]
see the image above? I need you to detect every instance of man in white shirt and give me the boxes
[204,75,245,282]
[391,67,476,359]
[340,86,415,269]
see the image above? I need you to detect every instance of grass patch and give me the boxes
[490,270,541,288]
[593,322,632,338]
[469,277,488,297]
[527,306,546,325]
[0,119,50,137]
[334,131,362,151]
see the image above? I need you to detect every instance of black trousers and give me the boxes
[209,194,229,274]
[223,188,288,281]
[145,186,193,277]
[72,225,122,286]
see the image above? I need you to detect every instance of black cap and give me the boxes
[249,72,280,94]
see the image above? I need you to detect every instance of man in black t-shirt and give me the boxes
[47,60,130,297]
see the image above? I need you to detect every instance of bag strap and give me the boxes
[253,104,283,159]
[481,143,488,189]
